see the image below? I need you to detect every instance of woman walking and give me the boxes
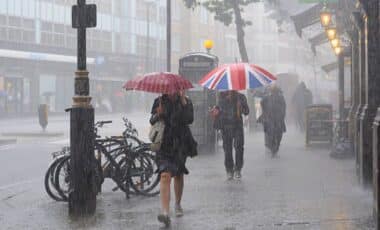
[150,90,197,227]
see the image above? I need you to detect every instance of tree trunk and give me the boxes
[232,2,249,63]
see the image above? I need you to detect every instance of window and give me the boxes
[9,28,22,41]
[159,7,166,24]
[200,7,208,24]
[172,1,181,21]
[173,35,180,52]
[0,0,7,14]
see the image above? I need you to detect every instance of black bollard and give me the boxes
[68,105,96,216]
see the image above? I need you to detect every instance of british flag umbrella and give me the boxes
[199,63,276,91]
[123,72,193,94]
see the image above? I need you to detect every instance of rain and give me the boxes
[0,0,378,229]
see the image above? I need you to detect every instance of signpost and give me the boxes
[69,0,97,217]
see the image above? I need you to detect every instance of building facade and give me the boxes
[0,0,168,116]
[170,0,238,73]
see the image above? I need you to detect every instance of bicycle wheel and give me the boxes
[44,156,67,202]
[127,149,160,196]
[54,156,70,201]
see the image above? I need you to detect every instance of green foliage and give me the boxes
[183,0,260,27]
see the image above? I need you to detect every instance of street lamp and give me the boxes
[325,27,337,40]
[330,38,340,48]
[320,5,332,27]
[334,46,342,55]
[204,39,214,53]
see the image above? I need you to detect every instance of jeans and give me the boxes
[221,126,244,172]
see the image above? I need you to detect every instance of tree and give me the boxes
[183,0,259,62]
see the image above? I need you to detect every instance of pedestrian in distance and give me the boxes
[258,84,286,157]
[150,90,198,227]
[291,82,313,131]
[211,90,249,180]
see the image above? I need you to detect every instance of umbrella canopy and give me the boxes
[199,63,276,91]
[124,72,193,94]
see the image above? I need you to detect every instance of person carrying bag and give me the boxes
[149,91,197,227]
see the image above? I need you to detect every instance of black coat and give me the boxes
[215,92,249,129]
[260,90,287,134]
[150,95,198,160]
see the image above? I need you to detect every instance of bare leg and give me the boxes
[160,172,171,214]
[174,174,184,205]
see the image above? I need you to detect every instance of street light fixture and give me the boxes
[334,46,342,55]
[325,27,337,40]
[204,39,214,53]
[330,38,340,48]
[320,5,332,27]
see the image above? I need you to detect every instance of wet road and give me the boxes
[0,114,375,229]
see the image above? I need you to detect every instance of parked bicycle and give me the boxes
[44,118,159,202]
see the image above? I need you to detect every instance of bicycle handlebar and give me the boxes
[95,120,113,127]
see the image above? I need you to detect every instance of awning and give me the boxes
[322,62,338,73]
[309,32,328,54]
[0,49,96,64]
[290,4,323,37]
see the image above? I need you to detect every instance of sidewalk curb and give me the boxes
[2,132,64,138]
[0,139,17,146]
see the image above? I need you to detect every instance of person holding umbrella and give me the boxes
[124,73,197,227]
[212,91,249,179]
[202,63,276,180]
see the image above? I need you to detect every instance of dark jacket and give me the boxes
[150,95,198,159]
[260,89,286,133]
[215,92,249,129]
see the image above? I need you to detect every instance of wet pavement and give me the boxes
[0,115,375,229]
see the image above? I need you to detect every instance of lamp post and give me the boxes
[204,39,214,54]
[69,0,97,216]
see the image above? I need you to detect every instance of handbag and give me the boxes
[149,98,165,151]
[149,120,165,144]
[149,120,165,152]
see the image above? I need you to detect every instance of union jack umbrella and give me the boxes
[123,72,193,94]
[199,63,276,91]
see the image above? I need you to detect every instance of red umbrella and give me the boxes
[124,72,193,94]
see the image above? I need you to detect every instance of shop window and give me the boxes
[9,28,22,41]
[53,34,64,45]
[23,30,35,43]
[8,16,22,27]
[41,32,53,45]
[0,27,7,40]
[54,23,65,33]
[22,18,34,30]
[39,75,57,112]
[41,21,53,32]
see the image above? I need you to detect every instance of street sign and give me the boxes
[72,4,97,28]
